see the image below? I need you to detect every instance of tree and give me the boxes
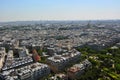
[38,49,43,56]
[115,63,120,73]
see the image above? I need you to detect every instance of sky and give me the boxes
[0,0,120,22]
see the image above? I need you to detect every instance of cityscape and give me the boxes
[0,0,120,80]
[0,20,120,80]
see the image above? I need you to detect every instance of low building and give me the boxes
[47,49,81,72]
[0,47,6,70]
[50,73,68,80]
[2,56,33,71]
[1,62,50,80]
[18,47,29,57]
[67,59,92,79]
[47,47,56,56]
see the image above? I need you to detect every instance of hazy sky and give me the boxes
[0,0,120,22]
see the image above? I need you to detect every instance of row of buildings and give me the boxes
[0,44,94,80]
[0,46,49,80]
[47,49,81,72]
[0,62,50,80]
[0,45,87,80]
[49,59,92,80]
[0,21,120,52]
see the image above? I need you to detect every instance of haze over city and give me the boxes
[0,0,120,22]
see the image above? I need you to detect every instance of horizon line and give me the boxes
[0,19,120,23]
